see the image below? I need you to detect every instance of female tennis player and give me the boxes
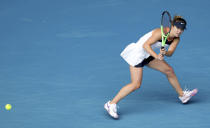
[104,16,198,119]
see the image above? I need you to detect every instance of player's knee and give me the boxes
[165,66,175,76]
[131,82,141,90]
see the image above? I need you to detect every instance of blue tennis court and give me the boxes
[1,0,210,128]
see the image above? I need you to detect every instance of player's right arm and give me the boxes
[143,28,163,60]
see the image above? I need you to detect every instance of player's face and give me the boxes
[172,26,184,37]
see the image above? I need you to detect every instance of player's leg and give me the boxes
[104,66,143,118]
[147,59,198,103]
[110,66,143,104]
[147,59,184,97]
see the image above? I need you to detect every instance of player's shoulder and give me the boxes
[151,28,161,34]
[152,28,161,32]
[151,28,162,38]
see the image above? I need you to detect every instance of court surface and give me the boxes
[1,0,210,128]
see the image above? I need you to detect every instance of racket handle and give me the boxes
[160,46,165,57]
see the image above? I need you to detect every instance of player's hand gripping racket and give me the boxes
[160,11,172,52]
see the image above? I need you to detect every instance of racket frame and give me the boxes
[160,11,172,49]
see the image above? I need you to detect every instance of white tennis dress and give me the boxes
[120,30,170,66]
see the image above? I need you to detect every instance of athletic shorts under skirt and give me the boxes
[134,56,155,67]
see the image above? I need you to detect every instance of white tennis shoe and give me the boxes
[179,88,198,104]
[104,101,119,119]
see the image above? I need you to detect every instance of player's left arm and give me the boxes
[165,38,180,57]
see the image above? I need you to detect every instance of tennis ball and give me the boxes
[5,104,12,110]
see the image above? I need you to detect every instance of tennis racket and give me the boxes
[160,11,172,50]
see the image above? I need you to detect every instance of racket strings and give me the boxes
[162,14,171,35]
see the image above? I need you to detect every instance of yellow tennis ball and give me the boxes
[5,104,12,110]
